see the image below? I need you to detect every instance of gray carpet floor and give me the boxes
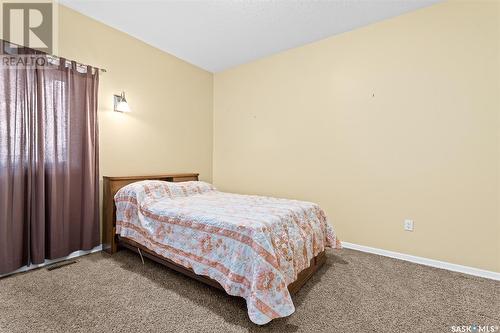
[0,248,498,333]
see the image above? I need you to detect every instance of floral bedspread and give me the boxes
[115,180,341,325]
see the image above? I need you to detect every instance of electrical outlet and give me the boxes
[404,219,414,231]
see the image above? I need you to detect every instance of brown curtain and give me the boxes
[0,45,99,275]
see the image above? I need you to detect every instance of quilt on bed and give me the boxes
[115,180,341,325]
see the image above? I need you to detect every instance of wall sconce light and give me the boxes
[114,91,131,112]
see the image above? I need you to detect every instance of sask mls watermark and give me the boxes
[0,0,57,54]
[451,325,500,333]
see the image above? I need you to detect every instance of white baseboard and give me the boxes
[341,242,500,281]
[0,244,102,279]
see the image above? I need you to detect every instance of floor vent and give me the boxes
[46,260,78,271]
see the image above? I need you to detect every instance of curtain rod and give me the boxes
[1,39,107,73]
[46,55,107,73]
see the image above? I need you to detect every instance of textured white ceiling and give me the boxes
[61,0,441,72]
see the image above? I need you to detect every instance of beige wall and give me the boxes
[214,1,500,272]
[58,5,213,182]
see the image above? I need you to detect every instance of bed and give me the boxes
[102,173,340,325]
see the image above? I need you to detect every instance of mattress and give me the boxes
[115,180,340,325]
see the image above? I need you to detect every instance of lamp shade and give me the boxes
[114,92,131,112]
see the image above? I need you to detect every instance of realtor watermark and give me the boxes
[451,325,499,333]
[2,52,47,65]
[1,0,57,53]
[0,0,57,67]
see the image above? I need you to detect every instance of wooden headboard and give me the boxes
[102,173,199,254]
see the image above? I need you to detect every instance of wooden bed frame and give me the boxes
[102,173,326,295]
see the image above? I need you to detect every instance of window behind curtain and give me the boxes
[0,51,100,275]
